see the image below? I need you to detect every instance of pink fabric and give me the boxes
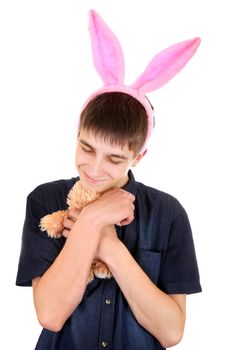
[132,38,201,93]
[81,9,201,152]
[89,10,125,85]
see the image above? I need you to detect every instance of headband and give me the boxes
[80,9,201,152]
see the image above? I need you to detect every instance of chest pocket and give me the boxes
[134,249,161,284]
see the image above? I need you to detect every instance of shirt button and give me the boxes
[105,299,111,304]
[101,340,108,347]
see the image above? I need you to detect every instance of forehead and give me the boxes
[78,129,133,156]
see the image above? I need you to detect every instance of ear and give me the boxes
[131,37,201,93]
[89,9,125,85]
[131,149,147,167]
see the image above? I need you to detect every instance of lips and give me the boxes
[83,171,108,185]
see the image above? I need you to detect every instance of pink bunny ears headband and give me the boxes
[81,9,201,152]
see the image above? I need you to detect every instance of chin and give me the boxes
[84,182,112,193]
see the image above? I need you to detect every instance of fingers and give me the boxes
[83,188,136,227]
[118,203,135,226]
[110,189,135,225]
[62,218,74,239]
[63,218,74,230]
[103,188,135,202]
[69,208,80,220]
[62,209,80,238]
[64,209,80,227]
[128,192,134,201]
[62,229,70,238]
[62,217,76,238]
[120,213,134,226]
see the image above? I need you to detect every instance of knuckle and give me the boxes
[62,229,69,238]
[64,219,72,229]
[69,209,79,217]
[63,219,69,227]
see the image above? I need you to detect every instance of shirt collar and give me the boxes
[122,170,137,196]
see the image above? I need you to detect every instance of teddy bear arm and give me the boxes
[40,210,69,238]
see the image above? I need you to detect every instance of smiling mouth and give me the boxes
[83,171,108,184]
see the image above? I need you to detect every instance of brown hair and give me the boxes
[79,92,148,155]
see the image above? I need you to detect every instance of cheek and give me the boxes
[75,149,89,166]
[75,151,81,166]
[108,163,129,179]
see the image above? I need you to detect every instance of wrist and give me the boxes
[79,206,104,231]
[104,239,125,266]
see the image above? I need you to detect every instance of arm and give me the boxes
[33,210,102,332]
[95,228,186,348]
[32,188,135,332]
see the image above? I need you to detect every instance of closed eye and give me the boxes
[81,145,93,153]
[108,157,123,165]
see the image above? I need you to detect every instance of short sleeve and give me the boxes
[157,205,202,294]
[16,191,65,286]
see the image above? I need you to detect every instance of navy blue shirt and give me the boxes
[16,170,202,349]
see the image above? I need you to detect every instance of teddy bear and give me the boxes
[39,180,113,284]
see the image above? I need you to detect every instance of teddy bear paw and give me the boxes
[40,210,69,238]
[92,259,112,279]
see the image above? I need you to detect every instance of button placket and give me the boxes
[98,279,116,349]
[101,340,108,347]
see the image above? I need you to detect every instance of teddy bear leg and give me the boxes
[87,267,95,284]
[92,259,112,279]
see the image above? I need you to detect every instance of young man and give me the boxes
[16,92,201,349]
[16,10,201,350]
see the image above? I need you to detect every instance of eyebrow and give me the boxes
[79,139,129,160]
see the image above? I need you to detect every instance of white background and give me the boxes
[0,0,232,349]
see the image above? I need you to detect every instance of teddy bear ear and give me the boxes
[131,37,201,93]
[88,9,125,85]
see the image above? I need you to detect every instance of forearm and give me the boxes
[34,215,101,331]
[104,241,185,348]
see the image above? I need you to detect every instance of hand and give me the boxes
[62,208,80,238]
[82,188,135,228]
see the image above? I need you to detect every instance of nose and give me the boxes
[89,156,104,178]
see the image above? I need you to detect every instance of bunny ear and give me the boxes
[89,9,125,85]
[132,37,201,93]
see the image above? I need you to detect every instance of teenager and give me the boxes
[16,10,202,349]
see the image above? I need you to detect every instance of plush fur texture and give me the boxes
[40,181,112,284]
